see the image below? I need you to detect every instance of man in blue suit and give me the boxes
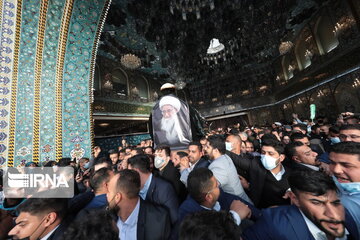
[128,154,179,225]
[178,168,260,225]
[179,142,209,186]
[242,170,359,240]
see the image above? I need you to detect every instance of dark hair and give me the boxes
[132,147,144,155]
[311,124,320,131]
[288,170,338,196]
[61,209,118,240]
[340,124,360,131]
[90,168,113,192]
[57,158,72,167]
[290,132,308,142]
[94,157,112,166]
[179,211,240,240]
[155,145,171,157]
[116,169,141,199]
[293,124,307,132]
[127,154,151,173]
[285,141,305,159]
[188,142,202,152]
[144,146,154,154]
[330,142,360,158]
[229,128,239,135]
[207,135,226,154]
[261,138,285,155]
[17,198,68,220]
[176,151,188,158]
[329,126,339,134]
[187,168,214,204]
[119,149,126,154]
[108,149,118,155]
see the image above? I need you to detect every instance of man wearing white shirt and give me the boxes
[8,198,67,240]
[107,169,171,240]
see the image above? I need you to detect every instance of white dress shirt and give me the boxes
[117,199,140,240]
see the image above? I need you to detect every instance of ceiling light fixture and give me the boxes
[169,0,215,20]
[200,38,238,67]
[120,54,141,70]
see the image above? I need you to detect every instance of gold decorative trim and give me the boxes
[89,0,112,150]
[32,0,50,163]
[55,0,75,161]
[8,0,23,167]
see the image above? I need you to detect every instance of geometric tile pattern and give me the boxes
[0,0,18,167]
[0,0,109,167]
[62,0,107,160]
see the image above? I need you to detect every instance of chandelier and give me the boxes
[279,41,293,55]
[304,49,313,59]
[352,78,360,88]
[200,38,238,66]
[169,0,215,20]
[120,54,141,69]
[333,16,356,37]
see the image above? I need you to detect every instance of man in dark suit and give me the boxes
[242,170,359,240]
[107,169,171,240]
[233,138,292,208]
[178,168,260,225]
[128,154,179,225]
[154,146,187,201]
[8,198,69,240]
[285,141,322,171]
[179,142,209,186]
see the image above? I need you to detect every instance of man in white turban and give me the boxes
[159,96,187,145]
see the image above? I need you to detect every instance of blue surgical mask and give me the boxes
[339,182,360,193]
[330,137,341,144]
[225,142,233,151]
[260,154,279,170]
[84,162,90,169]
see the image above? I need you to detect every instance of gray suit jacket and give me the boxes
[208,154,253,204]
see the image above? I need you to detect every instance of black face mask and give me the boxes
[319,132,327,138]
[14,214,49,240]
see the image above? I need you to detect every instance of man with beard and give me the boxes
[106,169,171,240]
[242,170,359,239]
[150,83,204,150]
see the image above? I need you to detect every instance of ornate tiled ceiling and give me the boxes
[97,0,329,97]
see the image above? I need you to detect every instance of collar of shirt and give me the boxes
[118,198,140,227]
[299,163,320,171]
[299,209,348,240]
[200,201,221,211]
[271,165,285,181]
[139,174,153,200]
[40,225,60,240]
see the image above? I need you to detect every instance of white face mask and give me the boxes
[225,142,233,151]
[339,182,360,193]
[154,156,166,169]
[260,154,279,170]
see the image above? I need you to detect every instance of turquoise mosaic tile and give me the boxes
[39,0,66,162]
[62,0,107,159]
[13,0,41,167]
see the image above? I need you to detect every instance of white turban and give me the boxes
[159,96,181,111]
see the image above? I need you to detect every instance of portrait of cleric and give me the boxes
[152,94,192,150]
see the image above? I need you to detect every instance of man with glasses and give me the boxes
[339,124,360,143]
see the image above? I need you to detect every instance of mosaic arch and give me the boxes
[0,0,111,168]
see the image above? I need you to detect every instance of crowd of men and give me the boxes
[0,112,360,240]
